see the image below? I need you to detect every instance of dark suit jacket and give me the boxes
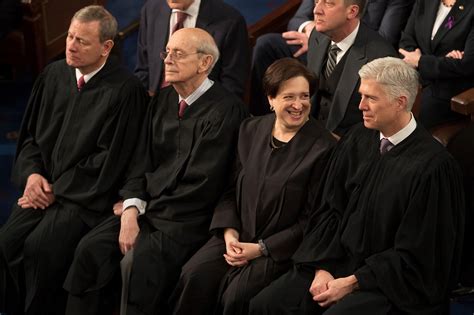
[286,0,413,47]
[308,23,397,133]
[364,0,415,47]
[134,0,250,97]
[287,0,314,31]
[400,0,474,107]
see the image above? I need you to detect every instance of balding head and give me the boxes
[163,28,220,96]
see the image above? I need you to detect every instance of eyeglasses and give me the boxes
[159,50,202,61]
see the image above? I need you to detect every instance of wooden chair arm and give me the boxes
[451,87,474,120]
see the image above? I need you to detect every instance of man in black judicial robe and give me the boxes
[0,5,148,315]
[63,28,247,315]
[249,57,465,315]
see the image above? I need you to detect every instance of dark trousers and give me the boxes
[64,215,202,315]
[170,236,291,315]
[250,33,307,116]
[249,266,397,315]
[0,204,88,315]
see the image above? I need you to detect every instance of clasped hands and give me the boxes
[223,228,261,267]
[17,173,55,209]
[309,269,358,308]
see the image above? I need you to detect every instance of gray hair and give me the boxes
[73,5,117,43]
[196,34,219,73]
[358,57,419,111]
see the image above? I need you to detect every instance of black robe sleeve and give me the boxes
[12,72,49,188]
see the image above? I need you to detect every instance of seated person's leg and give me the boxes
[220,256,292,315]
[120,248,134,315]
[64,215,122,315]
[170,236,229,315]
[22,203,88,314]
[0,204,43,313]
[249,265,322,315]
[323,290,396,315]
[127,224,202,315]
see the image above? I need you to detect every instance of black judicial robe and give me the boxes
[293,123,465,314]
[211,115,335,259]
[1,57,147,313]
[12,57,148,226]
[170,115,335,315]
[120,82,247,245]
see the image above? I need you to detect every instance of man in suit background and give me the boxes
[249,0,413,116]
[308,0,396,136]
[135,0,250,98]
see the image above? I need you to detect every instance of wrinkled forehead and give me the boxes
[167,32,197,52]
[69,19,100,36]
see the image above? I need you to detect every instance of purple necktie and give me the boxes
[380,138,394,154]
[178,100,188,119]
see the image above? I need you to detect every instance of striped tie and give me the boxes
[325,44,341,78]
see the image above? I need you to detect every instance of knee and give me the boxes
[179,261,216,292]
[253,33,285,60]
[248,287,281,314]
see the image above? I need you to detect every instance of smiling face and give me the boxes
[166,0,194,10]
[65,19,113,74]
[269,76,311,133]
[358,78,407,136]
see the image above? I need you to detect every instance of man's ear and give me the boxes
[347,4,360,20]
[397,95,409,112]
[101,39,115,57]
[198,54,213,74]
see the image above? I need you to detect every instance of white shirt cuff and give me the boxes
[298,21,313,34]
[123,198,147,216]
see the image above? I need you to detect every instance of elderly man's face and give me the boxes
[66,19,112,74]
[358,78,400,134]
[164,31,204,84]
[313,0,354,37]
[167,0,194,10]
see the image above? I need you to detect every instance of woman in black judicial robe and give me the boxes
[169,58,336,315]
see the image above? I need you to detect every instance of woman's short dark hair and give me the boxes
[262,58,317,98]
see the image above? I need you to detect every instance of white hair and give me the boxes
[359,57,420,111]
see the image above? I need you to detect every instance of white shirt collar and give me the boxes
[75,61,106,84]
[178,78,214,106]
[380,112,417,146]
[332,21,359,61]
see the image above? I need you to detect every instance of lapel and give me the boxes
[196,0,212,30]
[326,25,367,131]
[432,0,471,50]
[309,32,330,79]
[157,1,171,46]
[417,0,438,53]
